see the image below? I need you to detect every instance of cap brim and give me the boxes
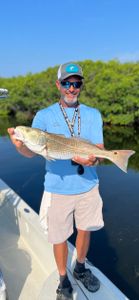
[60,73,84,80]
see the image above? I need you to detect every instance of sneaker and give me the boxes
[56,284,73,300]
[73,268,100,292]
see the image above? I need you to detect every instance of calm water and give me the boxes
[0,124,139,300]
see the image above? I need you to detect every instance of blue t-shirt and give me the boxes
[32,102,103,194]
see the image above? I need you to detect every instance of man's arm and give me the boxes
[7,128,36,158]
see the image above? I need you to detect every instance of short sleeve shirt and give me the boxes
[32,103,103,194]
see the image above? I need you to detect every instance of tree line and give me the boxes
[0,59,139,126]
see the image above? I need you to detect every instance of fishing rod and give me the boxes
[0,88,9,99]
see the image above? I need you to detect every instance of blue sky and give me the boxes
[1,0,139,77]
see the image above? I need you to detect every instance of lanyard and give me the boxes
[59,101,84,175]
[59,101,81,137]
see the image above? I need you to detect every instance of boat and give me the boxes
[0,89,8,99]
[0,178,129,300]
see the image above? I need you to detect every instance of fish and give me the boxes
[13,126,135,173]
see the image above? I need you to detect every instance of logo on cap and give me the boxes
[66,64,79,73]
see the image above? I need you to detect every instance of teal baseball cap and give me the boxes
[57,62,84,81]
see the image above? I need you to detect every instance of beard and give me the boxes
[63,95,78,106]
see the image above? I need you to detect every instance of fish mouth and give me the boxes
[13,128,24,141]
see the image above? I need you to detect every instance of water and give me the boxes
[0,125,139,300]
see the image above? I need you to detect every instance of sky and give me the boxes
[1,0,139,77]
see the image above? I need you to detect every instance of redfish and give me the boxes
[14,126,135,173]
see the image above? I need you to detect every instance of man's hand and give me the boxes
[72,155,98,167]
[7,127,35,158]
[72,143,104,166]
[7,128,23,149]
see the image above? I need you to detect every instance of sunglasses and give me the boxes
[60,81,82,89]
[71,161,84,175]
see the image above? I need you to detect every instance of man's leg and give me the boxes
[75,229,90,263]
[42,192,75,299]
[54,241,73,300]
[53,241,68,275]
[74,229,100,293]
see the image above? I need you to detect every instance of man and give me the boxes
[8,62,104,300]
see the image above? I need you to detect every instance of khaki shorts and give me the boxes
[39,184,104,244]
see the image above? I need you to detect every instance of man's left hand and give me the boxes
[72,155,98,167]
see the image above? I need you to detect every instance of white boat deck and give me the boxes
[0,179,129,300]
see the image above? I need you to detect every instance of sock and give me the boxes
[74,259,85,273]
[59,274,71,288]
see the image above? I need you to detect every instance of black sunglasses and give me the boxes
[60,81,82,89]
[71,160,84,175]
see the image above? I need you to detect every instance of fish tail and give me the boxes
[110,150,135,173]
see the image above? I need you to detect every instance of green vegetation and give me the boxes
[0,60,139,126]
[103,125,138,172]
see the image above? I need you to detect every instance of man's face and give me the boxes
[56,75,83,106]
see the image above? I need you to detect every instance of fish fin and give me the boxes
[40,148,56,161]
[55,134,66,137]
[110,150,135,173]
[41,152,56,161]
[45,156,56,161]
[47,132,66,138]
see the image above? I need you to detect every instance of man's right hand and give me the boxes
[7,127,23,149]
[7,127,36,158]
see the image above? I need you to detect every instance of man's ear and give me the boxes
[56,80,60,90]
